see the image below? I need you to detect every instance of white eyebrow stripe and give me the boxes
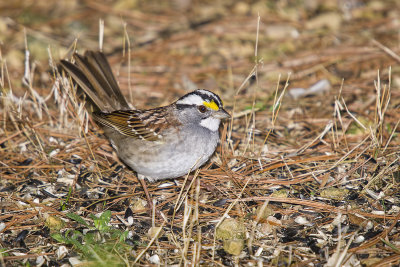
[196,89,214,98]
[176,94,204,105]
[176,89,223,109]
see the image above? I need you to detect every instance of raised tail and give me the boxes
[60,51,130,112]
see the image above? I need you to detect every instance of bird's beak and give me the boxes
[213,108,231,119]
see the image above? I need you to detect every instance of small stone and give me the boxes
[69,257,83,266]
[149,254,161,264]
[295,216,312,226]
[265,25,299,40]
[306,12,342,31]
[233,2,250,15]
[319,188,349,200]
[45,216,65,232]
[131,198,147,213]
[36,255,45,267]
[216,218,246,240]
[57,246,68,260]
[147,227,163,239]
[223,239,244,256]
[256,205,274,220]
[354,235,365,243]
[270,189,288,198]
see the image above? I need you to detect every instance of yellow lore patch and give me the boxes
[203,100,219,111]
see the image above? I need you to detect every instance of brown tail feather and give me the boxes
[60,51,130,112]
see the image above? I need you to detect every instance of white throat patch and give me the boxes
[200,117,220,132]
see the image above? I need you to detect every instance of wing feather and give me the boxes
[92,107,177,141]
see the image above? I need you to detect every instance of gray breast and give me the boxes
[116,125,220,181]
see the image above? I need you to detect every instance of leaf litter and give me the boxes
[1,0,400,266]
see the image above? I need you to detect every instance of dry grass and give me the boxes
[1,0,400,266]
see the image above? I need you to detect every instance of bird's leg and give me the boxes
[137,174,154,211]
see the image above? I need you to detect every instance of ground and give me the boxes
[1,0,400,266]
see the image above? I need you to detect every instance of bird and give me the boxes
[60,51,230,185]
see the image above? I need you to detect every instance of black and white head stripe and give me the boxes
[176,89,223,108]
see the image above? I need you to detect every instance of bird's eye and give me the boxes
[198,105,207,113]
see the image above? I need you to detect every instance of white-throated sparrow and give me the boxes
[60,51,230,182]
